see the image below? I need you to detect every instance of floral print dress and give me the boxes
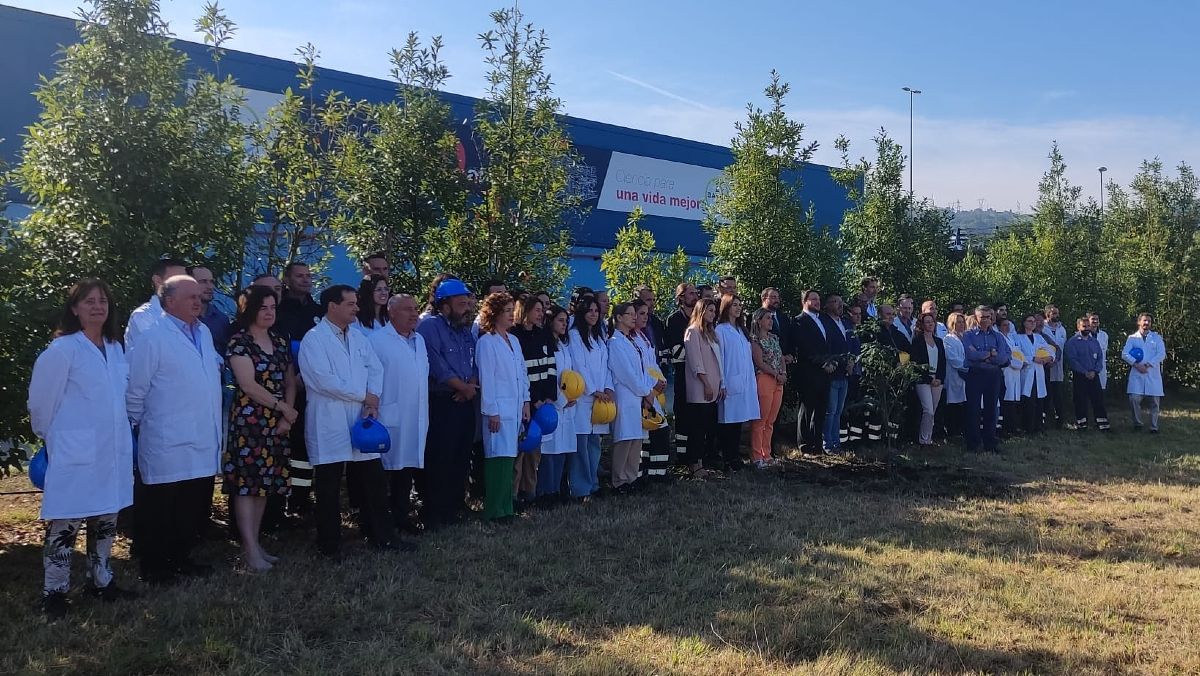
[222,330,291,497]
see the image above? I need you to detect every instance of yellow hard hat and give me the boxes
[560,369,585,401]
[590,399,616,425]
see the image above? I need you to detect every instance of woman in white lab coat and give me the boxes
[1122,312,1167,432]
[28,279,136,617]
[715,295,759,471]
[354,275,389,334]
[536,305,576,503]
[942,312,968,439]
[633,299,671,481]
[998,318,1024,435]
[607,302,660,492]
[566,295,613,500]
[1010,314,1051,434]
[476,292,530,520]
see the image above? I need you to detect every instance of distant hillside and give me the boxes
[950,208,1024,237]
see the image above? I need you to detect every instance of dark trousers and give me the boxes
[314,459,390,554]
[286,388,313,514]
[1021,395,1043,434]
[964,368,1002,451]
[137,476,212,577]
[1001,400,1022,435]
[1072,374,1110,430]
[689,402,718,467]
[388,468,424,529]
[943,402,965,439]
[424,394,475,527]
[671,363,691,466]
[798,373,829,454]
[641,426,672,478]
[1045,381,1065,427]
[716,422,744,470]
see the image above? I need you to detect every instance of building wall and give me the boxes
[0,5,854,293]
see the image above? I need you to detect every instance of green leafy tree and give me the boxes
[3,0,258,439]
[600,207,693,313]
[850,320,925,450]
[249,43,361,278]
[426,6,583,294]
[705,71,840,308]
[835,129,954,301]
[335,33,468,295]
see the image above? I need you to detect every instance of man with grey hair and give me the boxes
[369,294,429,537]
[126,275,223,584]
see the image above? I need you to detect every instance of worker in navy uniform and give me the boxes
[274,261,322,518]
[1064,317,1110,432]
[665,283,698,469]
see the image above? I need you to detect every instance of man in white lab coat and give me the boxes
[124,257,187,351]
[1122,312,1167,432]
[126,275,223,584]
[299,285,403,556]
[368,294,430,534]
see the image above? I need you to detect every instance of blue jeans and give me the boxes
[536,453,572,498]
[823,378,849,449]
[568,434,601,497]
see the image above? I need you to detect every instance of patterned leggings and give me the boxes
[43,513,117,596]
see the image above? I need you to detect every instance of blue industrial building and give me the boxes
[0,5,853,290]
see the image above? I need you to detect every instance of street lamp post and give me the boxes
[902,86,922,197]
[1098,166,1107,217]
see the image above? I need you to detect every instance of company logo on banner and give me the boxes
[597,152,722,222]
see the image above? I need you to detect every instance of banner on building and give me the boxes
[596,151,722,222]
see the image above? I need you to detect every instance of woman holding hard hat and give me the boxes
[566,295,613,501]
[1016,314,1053,434]
[632,299,671,482]
[536,305,577,504]
[476,292,530,520]
[607,301,662,493]
[28,278,137,619]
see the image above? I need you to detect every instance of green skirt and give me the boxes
[483,456,515,520]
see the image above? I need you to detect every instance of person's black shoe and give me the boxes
[1150,428,1160,434]
[174,561,214,578]
[88,583,139,603]
[42,592,69,621]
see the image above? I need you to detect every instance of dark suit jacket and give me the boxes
[909,335,948,384]
[880,323,911,354]
[769,310,795,358]
[822,314,849,381]
[793,312,831,371]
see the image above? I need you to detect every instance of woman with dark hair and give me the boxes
[607,301,661,493]
[223,285,298,570]
[28,278,136,618]
[566,295,613,501]
[714,295,758,471]
[1017,313,1054,434]
[683,297,722,478]
[355,275,389,333]
[536,304,576,504]
[510,294,557,511]
[910,312,947,446]
[632,299,671,482]
[476,292,530,521]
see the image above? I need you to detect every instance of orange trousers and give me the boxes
[752,373,784,461]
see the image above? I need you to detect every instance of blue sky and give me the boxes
[10,0,1200,212]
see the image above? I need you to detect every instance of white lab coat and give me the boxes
[477,332,529,458]
[1001,331,1024,402]
[635,332,666,417]
[1042,323,1067,382]
[1096,329,1109,389]
[943,335,967,404]
[123,295,161,350]
[126,318,223,484]
[608,331,656,443]
[368,325,429,470]
[541,341,577,454]
[568,329,612,435]
[1123,331,1166,397]
[298,318,384,466]
[1014,332,1052,398]
[716,323,760,423]
[28,334,133,520]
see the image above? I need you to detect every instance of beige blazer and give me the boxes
[684,326,723,403]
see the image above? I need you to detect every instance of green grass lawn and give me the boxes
[2,398,1199,675]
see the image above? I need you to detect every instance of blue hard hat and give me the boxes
[434,279,471,302]
[518,419,543,453]
[350,416,391,453]
[1130,346,1145,362]
[29,445,47,491]
[532,403,558,435]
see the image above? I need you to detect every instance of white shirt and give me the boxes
[124,295,162,351]
[803,310,826,340]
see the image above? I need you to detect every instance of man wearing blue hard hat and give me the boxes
[416,277,479,530]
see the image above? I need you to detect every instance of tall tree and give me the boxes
[249,43,360,278]
[335,33,468,295]
[425,6,583,294]
[600,207,693,314]
[4,0,258,438]
[705,71,840,307]
[835,130,953,301]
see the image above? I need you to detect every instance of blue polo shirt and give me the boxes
[962,326,1012,372]
[416,313,477,395]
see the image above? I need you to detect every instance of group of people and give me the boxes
[25,258,1169,619]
